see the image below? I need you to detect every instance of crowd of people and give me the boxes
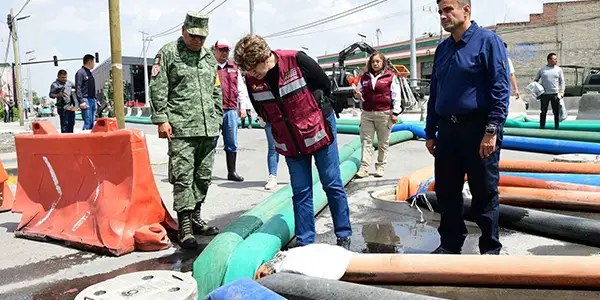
[22,0,569,254]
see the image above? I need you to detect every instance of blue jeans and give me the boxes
[215,109,239,152]
[81,98,97,130]
[285,113,351,246]
[264,122,279,176]
[434,116,503,254]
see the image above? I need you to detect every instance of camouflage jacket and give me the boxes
[102,79,113,106]
[149,37,223,137]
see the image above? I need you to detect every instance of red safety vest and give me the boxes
[361,70,394,112]
[246,50,333,157]
[217,61,240,110]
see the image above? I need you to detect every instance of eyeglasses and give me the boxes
[188,34,206,41]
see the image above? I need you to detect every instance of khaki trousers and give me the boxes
[359,110,393,171]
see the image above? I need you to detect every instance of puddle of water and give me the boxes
[358,222,440,254]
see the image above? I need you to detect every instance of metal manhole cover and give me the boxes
[75,270,197,300]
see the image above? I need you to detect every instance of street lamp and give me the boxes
[25,50,35,109]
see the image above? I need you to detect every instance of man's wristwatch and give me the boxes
[485,124,497,135]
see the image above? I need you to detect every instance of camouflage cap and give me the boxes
[184,11,209,36]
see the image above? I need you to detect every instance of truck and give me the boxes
[326,41,429,114]
[562,65,600,97]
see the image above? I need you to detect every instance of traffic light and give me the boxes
[95,52,99,63]
[6,15,12,30]
[53,55,58,67]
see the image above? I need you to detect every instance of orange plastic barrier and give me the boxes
[0,160,14,212]
[342,254,600,288]
[498,186,600,212]
[13,119,176,256]
[134,223,171,252]
[499,159,600,174]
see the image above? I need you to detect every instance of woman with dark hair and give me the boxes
[353,52,402,178]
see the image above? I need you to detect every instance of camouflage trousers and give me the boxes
[168,137,216,212]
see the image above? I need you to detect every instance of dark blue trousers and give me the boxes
[57,107,75,133]
[434,117,503,254]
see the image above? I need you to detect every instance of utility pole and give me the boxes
[409,0,417,87]
[140,31,151,107]
[375,28,381,46]
[249,0,255,34]
[108,0,125,129]
[8,9,24,126]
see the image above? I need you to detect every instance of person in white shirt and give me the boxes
[213,38,251,182]
[504,42,521,101]
[353,52,402,178]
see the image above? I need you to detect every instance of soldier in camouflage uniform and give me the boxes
[149,11,223,248]
[97,70,114,118]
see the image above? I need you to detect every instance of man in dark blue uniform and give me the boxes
[425,0,510,255]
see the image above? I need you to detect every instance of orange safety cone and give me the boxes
[13,119,176,256]
[0,160,14,212]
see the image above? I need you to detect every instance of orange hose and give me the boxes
[499,159,600,174]
[498,186,600,212]
[342,254,600,288]
[499,176,600,192]
[395,166,433,201]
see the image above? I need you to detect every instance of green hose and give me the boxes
[505,118,600,132]
[193,136,363,297]
[503,127,600,143]
[193,131,414,298]
[220,151,361,286]
[217,131,414,292]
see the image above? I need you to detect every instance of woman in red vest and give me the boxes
[234,34,352,250]
[353,52,402,178]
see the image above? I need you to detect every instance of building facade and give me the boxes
[92,56,153,106]
[317,0,600,99]
[497,0,600,101]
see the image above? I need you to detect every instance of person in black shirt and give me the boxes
[75,54,97,130]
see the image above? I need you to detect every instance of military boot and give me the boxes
[192,203,220,236]
[226,152,244,182]
[177,211,198,249]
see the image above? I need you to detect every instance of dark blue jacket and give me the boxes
[425,21,510,140]
[75,66,96,103]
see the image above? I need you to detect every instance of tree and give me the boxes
[32,96,40,105]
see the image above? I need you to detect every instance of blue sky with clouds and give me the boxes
[0,0,580,98]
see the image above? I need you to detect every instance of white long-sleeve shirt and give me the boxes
[219,62,251,110]
[354,72,402,115]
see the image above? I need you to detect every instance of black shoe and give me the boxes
[431,246,460,254]
[192,204,220,236]
[177,211,198,249]
[225,152,244,182]
[337,237,351,250]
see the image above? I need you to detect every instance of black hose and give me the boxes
[256,272,445,300]
[421,192,600,248]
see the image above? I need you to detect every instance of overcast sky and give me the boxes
[0,0,580,98]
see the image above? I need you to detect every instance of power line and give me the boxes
[208,0,228,14]
[267,6,425,41]
[14,0,31,18]
[263,0,389,38]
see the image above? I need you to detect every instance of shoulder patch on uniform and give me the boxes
[151,55,161,77]
[214,75,221,87]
